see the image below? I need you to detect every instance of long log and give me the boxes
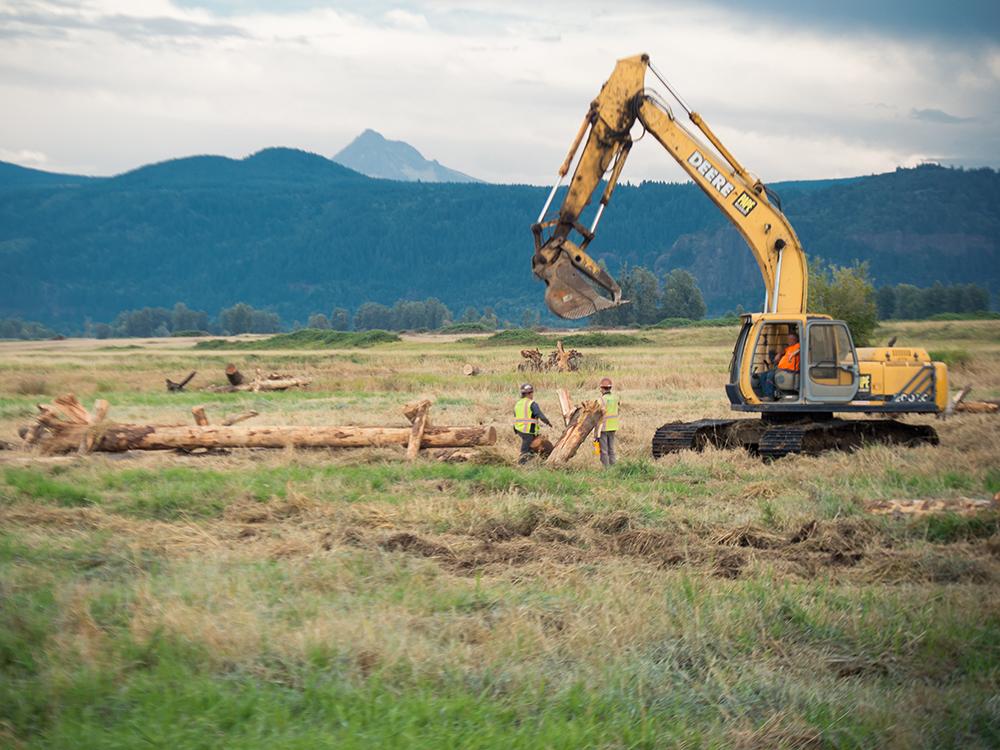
[546,399,604,465]
[28,423,496,454]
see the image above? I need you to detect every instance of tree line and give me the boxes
[590,267,708,327]
[876,282,990,320]
[0,277,992,340]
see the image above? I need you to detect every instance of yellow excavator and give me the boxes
[531,54,946,458]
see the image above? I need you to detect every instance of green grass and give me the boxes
[929,348,972,367]
[927,311,1000,321]
[648,316,741,329]
[194,329,401,349]
[461,329,650,347]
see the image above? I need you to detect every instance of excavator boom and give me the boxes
[532,54,807,318]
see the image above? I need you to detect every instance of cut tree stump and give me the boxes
[546,399,604,465]
[166,371,196,392]
[557,388,573,426]
[404,399,431,461]
[21,394,495,456]
[943,385,973,418]
[225,364,244,386]
[191,406,209,426]
[462,364,481,376]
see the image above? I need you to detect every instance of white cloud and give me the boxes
[0,0,996,181]
[0,147,48,166]
[383,8,428,30]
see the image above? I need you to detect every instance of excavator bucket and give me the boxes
[533,237,624,319]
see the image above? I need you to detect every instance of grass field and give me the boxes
[1,320,998,748]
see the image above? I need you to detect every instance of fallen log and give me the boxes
[22,395,495,455]
[546,399,604,465]
[222,410,259,426]
[956,401,999,414]
[28,424,497,454]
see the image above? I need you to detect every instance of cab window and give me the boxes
[808,322,856,386]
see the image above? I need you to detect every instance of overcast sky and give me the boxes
[2,0,998,184]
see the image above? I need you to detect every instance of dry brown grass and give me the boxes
[1,322,998,745]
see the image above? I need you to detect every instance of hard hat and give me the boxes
[599,377,613,389]
[520,383,534,394]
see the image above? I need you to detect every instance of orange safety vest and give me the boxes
[777,342,800,372]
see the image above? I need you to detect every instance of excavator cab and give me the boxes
[733,314,861,407]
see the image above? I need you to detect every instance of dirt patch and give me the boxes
[3,503,997,585]
[713,523,784,549]
[381,532,452,559]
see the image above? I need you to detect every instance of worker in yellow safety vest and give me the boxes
[593,377,620,467]
[514,383,552,463]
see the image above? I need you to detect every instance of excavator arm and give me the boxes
[532,54,807,319]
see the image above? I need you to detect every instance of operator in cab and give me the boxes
[761,331,800,400]
[513,383,552,463]
[593,377,620,467]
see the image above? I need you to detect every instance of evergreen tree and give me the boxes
[330,307,351,331]
[659,269,706,320]
[809,261,877,345]
[354,302,392,330]
[876,285,896,319]
[219,303,254,334]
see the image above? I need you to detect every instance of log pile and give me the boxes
[547,341,582,372]
[518,349,544,372]
[518,341,582,373]
[19,394,496,457]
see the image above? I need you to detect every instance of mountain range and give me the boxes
[0,144,997,329]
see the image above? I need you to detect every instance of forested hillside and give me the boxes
[0,149,996,328]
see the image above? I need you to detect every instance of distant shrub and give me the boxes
[463,329,551,346]
[195,329,400,350]
[438,322,495,334]
[462,328,649,347]
[928,311,1000,321]
[649,316,740,329]
[170,329,211,337]
[929,349,972,368]
[561,332,649,347]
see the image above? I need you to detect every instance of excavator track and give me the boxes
[652,418,938,460]
[651,419,738,457]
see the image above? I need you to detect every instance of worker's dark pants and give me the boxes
[517,430,536,463]
[760,369,777,398]
[598,431,617,467]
